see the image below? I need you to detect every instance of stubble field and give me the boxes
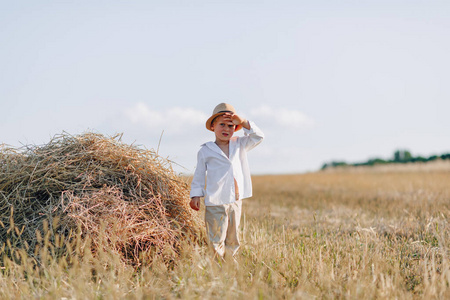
[1,164,449,299]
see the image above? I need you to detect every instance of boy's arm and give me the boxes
[242,120,264,151]
[224,112,264,150]
[189,150,206,211]
[235,115,264,151]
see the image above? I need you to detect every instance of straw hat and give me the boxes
[205,103,243,132]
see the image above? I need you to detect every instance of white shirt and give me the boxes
[190,121,264,206]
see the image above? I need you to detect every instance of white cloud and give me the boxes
[249,105,315,130]
[124,103,209,134]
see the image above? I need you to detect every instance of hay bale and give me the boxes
[0,132,204,266]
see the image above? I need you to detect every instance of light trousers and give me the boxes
[205,200,242,259]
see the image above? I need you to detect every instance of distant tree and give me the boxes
[404,150,412,162]
[394,150,401,162]
[321,151,449,171]
[441,153,450,160]
[321,161,348,170]
[411,156,426,163]
[368,158,387,165]
[428,155,438,162]
[393,150,412,163]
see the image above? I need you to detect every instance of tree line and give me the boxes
[321,150,450,170]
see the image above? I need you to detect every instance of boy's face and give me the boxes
[211,115,236,143]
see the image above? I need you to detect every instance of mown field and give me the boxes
[1,165,449,299]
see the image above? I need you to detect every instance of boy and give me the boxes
[190,103,264,261]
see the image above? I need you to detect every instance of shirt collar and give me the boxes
[202,139,237,159]
[203,141,225,157]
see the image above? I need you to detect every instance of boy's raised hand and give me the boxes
[223,113,250,130]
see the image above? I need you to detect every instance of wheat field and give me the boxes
[1,166,449,299]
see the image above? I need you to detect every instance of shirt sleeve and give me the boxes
[190,149,206,198]
[241,120,264,151]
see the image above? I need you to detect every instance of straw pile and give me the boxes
[0,133,204,266]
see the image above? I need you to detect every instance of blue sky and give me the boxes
[1,0,449,174]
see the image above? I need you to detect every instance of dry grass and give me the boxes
[247,170,449,298]
[1,160,449,299]
[0,133,204,267]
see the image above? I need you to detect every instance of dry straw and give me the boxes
[0,132,204,266]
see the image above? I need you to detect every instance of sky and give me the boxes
[1,0,449,175]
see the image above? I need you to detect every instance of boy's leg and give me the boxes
[224,200,242,259]
[205,205,228,259]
